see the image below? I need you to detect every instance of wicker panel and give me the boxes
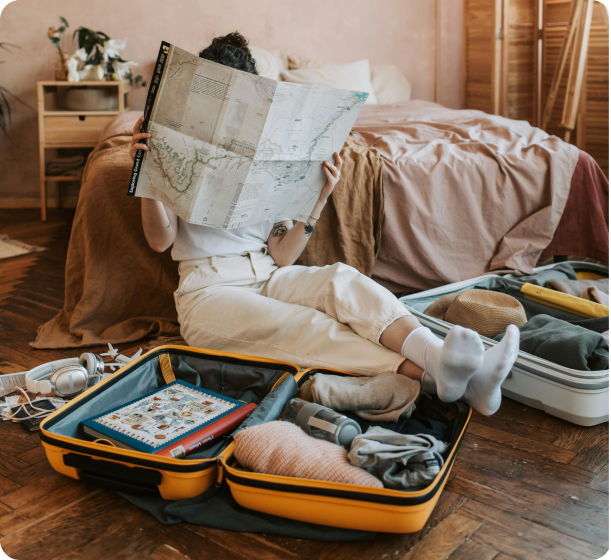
[464,0,498,112]
[505,0,538,123]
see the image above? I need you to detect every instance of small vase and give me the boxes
[55,55,68,81]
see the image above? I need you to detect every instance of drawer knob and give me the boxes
[78,115,86,122]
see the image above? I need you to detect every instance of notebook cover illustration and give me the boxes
[81,381,250,455]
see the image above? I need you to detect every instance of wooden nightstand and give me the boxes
[37,81,131,221]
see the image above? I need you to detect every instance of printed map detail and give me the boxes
[132,43,368,229]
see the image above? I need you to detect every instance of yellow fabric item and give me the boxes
[521,283,609,318]
[159,353,176,385]
[576,271,607,281]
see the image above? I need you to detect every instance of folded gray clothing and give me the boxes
[308,373,420,422]
[546,278,609,297]
[504,263,578,286]
[495,314,609,371]
[566,316,610,334]
[348,427,448,490]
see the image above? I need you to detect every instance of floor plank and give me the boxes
[447,464,609,547]
[458,435,608,510]
[461,499,607,560]
[446,539,498,560]
[401,513,482,559]
[588,463,609,494]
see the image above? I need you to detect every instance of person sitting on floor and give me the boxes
[128,31,520,416]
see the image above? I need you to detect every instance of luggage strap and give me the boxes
[159,354,176,385]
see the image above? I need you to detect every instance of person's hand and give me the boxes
[129,115,151,161]
[318,152,342,202]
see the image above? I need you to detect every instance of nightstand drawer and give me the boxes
[44,115,116,146]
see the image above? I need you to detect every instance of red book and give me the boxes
[154,402,257,458]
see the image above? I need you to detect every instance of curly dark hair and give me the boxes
[198,31,258,75]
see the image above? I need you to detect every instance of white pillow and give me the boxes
[250,46,280,81]
[370,64,411,104]
[281,60,378,104]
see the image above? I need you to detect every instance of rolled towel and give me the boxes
[233,421,383,488]
[309,373,420,422]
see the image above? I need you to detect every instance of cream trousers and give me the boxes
[175,251,412,376]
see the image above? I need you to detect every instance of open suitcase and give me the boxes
[40,345,471,534]
[400,261,609,426]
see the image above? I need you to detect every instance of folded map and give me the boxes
[128,41,368,229]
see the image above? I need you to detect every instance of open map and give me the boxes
[128,42,368,229]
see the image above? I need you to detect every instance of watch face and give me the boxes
[51,365,89,396]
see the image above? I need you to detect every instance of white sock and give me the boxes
[401,326,484,402]
[462,324,520,416]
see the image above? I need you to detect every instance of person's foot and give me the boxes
[402,326,484,402]
[462,324,520,416]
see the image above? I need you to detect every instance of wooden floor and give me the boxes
[0,209,608,560]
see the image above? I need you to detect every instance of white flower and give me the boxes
[112,58,138,80]
[73,47,88,61]
[67,56,80,82]
[103,39,127,62]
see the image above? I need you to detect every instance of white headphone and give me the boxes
[25,353,105,397]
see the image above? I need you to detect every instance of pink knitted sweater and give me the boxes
[234,421,383,488]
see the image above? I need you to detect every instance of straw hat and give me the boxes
[424,289,527,338]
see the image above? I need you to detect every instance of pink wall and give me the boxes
[0,0,463,204]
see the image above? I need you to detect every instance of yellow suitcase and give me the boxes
[40,345,472,533]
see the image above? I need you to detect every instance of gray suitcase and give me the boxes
[400,261,609,426]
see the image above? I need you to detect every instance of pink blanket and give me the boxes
[353,101,580,294]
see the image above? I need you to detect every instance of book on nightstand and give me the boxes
[80,380,256,458]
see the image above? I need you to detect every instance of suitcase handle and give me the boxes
[64,453,162,495]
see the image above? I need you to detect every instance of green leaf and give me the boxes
[0,100,6,135]
[0,88,11,125]
[0,85,35,112]
[59,16,69,27]
[0,42,20,53]
[141,81,146,87]
[134,75,142,84]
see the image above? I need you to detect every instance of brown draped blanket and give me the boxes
[32,118,384,349]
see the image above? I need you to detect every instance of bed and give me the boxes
[32,53,609,349]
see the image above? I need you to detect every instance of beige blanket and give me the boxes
[353,101,580,294]
[33,134,181,348]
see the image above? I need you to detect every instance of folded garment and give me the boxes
[341,393,452,442]
[45,155,86,176]
[546,278,609,298]
[342,410,449,441]
[505,263,578,286]
[233,421,383,488]
[581,286,610,306]
[495,314,609,371]
[307,373,420,422]
[566,316,610,334]
[347,427,447,490]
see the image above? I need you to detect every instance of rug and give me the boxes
[0,235,46,260]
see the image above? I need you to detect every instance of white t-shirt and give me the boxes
[171,218,277,261]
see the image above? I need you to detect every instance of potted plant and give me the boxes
[62,26,143,111]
